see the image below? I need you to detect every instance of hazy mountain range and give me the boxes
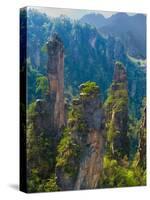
[20,8,146,192]
[21,9,146,118]
[80,13,146,59]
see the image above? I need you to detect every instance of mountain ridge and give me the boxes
[80,12,146,59]
[24,9,146,118]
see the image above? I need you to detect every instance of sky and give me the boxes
[30,6,136,19]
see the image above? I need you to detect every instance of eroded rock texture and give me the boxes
[27,34,66,185]
[105,62,129,159]
[74,84,104,189]
[47,33,65,134]
[56,82,105,190]
[137,106,146,169]
[113,61,127,83]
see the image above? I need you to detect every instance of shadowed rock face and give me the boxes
[137,106,146,169]
[27,35,65,183]
[113,61,127,83]
[56,82,105,190]
[113,63,129,158]
[31,36,105,190]
[47,33,65,134]
[105,62,129,159]
[75,130,104,189]
[74,86,104,189]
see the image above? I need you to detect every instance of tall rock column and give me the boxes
[74,82,104,189]
[56,82,104,190]
[47,33,65,134]
[105,61,129,159]
[137,106,146,169]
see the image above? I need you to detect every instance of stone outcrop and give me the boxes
[27,34,66,187]
[56,82,105,190]
[74,83,104,189]
[105,62,129,159]
[137,106,146,169]
[113,61,127,83]
[47,33,65,134]
[32,99,51,135]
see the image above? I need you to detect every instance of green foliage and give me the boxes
[76,121,87,132]
[27,129,54,192]
[100,155,146,188]
[27,170,60,192]
[136,97,146,169]
[41,44,47,53]
[27,62,41,103]
[44,175,60,192]
[25,9,146,117]
[27,101,37,119]
[105,82,128,113]
[107,120,117,143]
[22,10,147,191]
[127,115,139,159]
[56,128,80,177]
[80,81,100,97]
[104,71,129,159]
[27,126,53,172]
[74,82,146,189]
[69,108,82,121]
[36,76,49,97]
[140,97,146,115]
[27,101,55,192]
[68,97,88,133]
[27,168,42,192]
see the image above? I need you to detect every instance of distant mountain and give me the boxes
[80,13,107,28]
[80,13,146,59]
[21,9,146,193]
[21,9,146,118]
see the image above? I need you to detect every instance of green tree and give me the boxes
[104,62,129,159]
[36,76,49,98]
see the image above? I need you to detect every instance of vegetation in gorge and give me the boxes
[79,81,100,97]
[26,66,146,192]
[27,101,59,192]
[100,155,146,188]
[21,8,146,192]
[104,62,129,159]
[56,127,80,179]
[23,9,146,118]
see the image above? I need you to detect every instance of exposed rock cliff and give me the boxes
[113,61,127,83]
[56,82,105,190]
[74,82,104,189]
[105,62,129,159]
[27,34,66,190]
[47,33,65,134]
[137,106,146,169]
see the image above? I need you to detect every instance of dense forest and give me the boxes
[20,8,146,192]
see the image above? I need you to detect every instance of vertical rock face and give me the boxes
[75,130,104,189]
[138,106,146,169]
[33,99,51,135]
[47,33,65,133]
[56,82,104,190]
[113,61,127,83]
[27,35,66,189]
[105,62,129,159]
[74,83,104,189]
